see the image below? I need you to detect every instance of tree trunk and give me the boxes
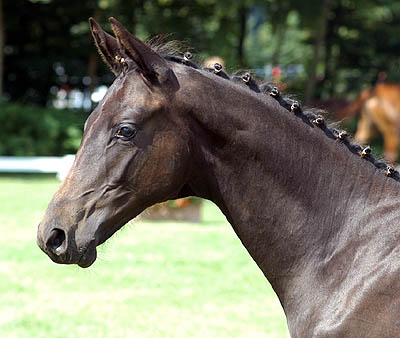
[322,2,342,97]
[237,5,247,67]
[304,0,331,103]
[88,53,98,92]
[88,6,102,92]
[271,22,287,67]
[0,0,4,97]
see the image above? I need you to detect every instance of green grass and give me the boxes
[0,174,290,338]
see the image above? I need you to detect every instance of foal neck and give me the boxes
[180,70,400,295]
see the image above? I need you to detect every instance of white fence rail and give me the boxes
[0,155,75,179]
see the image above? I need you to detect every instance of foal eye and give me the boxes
[115,125,136,139]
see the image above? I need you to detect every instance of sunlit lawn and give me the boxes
[0,174,290,338]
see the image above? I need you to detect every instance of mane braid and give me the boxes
[151,44,400,182]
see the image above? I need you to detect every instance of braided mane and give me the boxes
[149,43,400,182]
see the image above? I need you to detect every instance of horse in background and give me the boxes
[337,83,400,163]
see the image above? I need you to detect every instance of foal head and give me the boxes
[37,18,192,267]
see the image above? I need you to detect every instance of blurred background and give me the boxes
[1,0,400,337]
[1,0,400,157]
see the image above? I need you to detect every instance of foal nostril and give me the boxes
[46,228,66,253]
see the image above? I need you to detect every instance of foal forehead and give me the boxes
[107,73,154,106]
[86,72,164,128]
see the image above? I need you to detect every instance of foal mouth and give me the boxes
[77,242,97,268]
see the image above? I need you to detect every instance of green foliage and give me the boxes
[2,0,400,105]
[0,100,86,155]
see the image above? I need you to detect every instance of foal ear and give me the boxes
[109,17,178,90]
[89,18,121,76]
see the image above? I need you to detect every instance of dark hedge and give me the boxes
[0,100,87,156]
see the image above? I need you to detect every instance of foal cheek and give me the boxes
[137,134,188,196]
